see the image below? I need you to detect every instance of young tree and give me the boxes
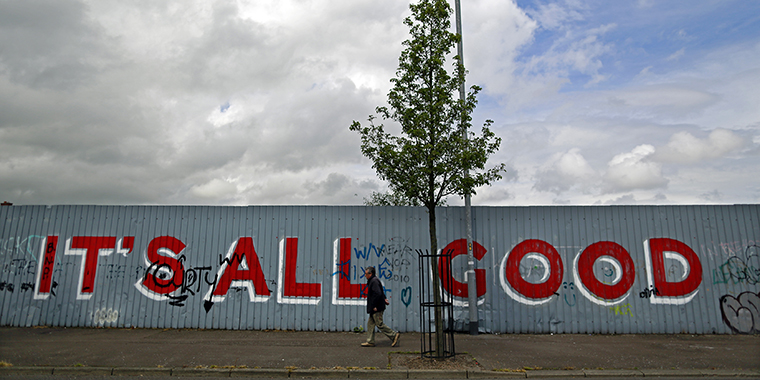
[350,0,504,355]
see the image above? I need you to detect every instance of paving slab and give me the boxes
[455,333,760,372]
[0,327,758,378]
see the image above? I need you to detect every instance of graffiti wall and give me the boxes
[1,205,757,334]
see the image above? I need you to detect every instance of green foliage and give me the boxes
[363,191,423,206]
[349,0,504,211]
[363,190,449,207]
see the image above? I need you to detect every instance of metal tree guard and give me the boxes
[417,249,455,359]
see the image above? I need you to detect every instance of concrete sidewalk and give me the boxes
[1,327,758,378]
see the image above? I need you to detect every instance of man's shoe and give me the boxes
[361,342,375,347]
[392,333,400,347]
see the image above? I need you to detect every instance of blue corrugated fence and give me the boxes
[0,205,757,334]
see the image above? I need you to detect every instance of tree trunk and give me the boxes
[427,204,445,357]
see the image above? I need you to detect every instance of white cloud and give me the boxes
[520,22,616,87]
[653,129,747,164]
[534,148,597,194]
[666,47,686,62]
[527,2,584,31]
[603,145,668,193]
[459,0,536,98]
[605,85,719,119]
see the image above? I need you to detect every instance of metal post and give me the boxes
[454,0,478,335]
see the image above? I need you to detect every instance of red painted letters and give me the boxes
[645,238,703,304]
[212,237,270,300]
[505,239,564,300]
[66,236,117,299]
[438,239,487,298]
[575,241,635,303]
[331,238,365,305]
[280,237,321,303]
[34,236,59,299]
[38,233,705,308]
[141,236,186,295]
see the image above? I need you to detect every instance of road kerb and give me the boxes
[349,369,408,378]
[700,368,760,377]
[290,369,350,378]
[525,369,585,377]
[52,367,113,376]
[583,369,643,377]
[230,368,290,377]
[112,367,172,376]
[405,369,467,378]
[468,369,527,378]
[171,367,232,377]
[0,366,55,376]
[640,369,703,377]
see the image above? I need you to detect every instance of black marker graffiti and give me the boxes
[142,254,218,307]
[2,259,36,276]
[639,286,661,298]
[166,294,189,307]
[0,282,14,292]
[720,291,760,334]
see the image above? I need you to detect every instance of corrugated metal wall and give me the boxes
[1,205,757,334]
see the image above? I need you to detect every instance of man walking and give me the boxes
[361,266,400,347]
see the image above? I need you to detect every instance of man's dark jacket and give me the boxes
[366,276,386,315]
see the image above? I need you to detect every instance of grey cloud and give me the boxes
[0,0,113,90]
[306,173,350,197]
[0,158,169,205]
[239,79,377,171]
[302,173,380,205]
[699,190,723,202]
[601,193,669,205]
[603,194,637,205]
[471,187,514,204]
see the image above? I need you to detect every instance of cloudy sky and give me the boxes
[1,0,758,206]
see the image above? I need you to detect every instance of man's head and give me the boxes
[365,266,376,279]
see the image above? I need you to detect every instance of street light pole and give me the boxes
[454,0,478,336]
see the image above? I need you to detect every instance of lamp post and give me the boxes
[454,0,479,336]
